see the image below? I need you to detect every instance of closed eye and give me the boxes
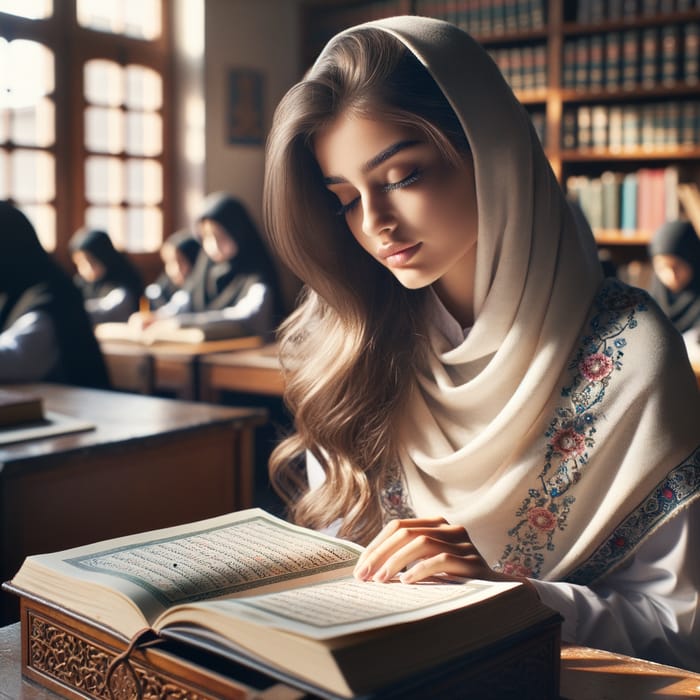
[334,169,423,217]
[383,168,422,192]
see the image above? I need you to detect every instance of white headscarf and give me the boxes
[326,16,700,583]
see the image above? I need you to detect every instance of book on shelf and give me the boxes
[5,508,561,699]
[0,388,43,428]
[94,320,263,347]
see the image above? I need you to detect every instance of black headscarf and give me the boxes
[69,228,144,308]
[648,220,700,334]
[0,202,110,388]
[187,193,285,319]
[146,229,202,308]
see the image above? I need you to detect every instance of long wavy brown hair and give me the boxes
[263,28,471,544]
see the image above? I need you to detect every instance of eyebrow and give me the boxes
[323,139,421,185]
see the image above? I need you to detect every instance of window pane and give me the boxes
[3,40,54,109]
[126,158,161,204]
[125,64,162,111]
[78,0,160,40]
[126,111,161,156]
[0,0,52,19]
[126,206,161,251]
[85,205,125,248]
[20,203,56,250]
[0,149,7,198]
[11,97,55,147]
[124,0,160,40]
[12,149,54,201]
[77,0,120,34]
[85,155,123,204]
[84,59,123,107]
[85,106,124,153]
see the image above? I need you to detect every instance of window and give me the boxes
[0,0,171,261]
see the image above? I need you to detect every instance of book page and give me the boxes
[67,511,361,608]
[193,577,521,640]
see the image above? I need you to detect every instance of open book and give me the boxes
[94,321,263,346]
[5,508,559,698]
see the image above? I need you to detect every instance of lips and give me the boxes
[377,242,422,267]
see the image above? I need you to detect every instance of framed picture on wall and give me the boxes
[226,68,265,146]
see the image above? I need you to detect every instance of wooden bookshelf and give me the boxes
[300,0,700,270]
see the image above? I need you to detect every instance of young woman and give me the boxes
[70,227,144,324]
[263,17,700,670]
[0,202,109,388]
[132,193,284,340]
[144,228,201,310]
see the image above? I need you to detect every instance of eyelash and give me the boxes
[335,168,423,217]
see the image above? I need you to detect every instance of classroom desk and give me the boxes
[0,383,266,625]
[693,361,700,388]
[100,336,263,399]
[199,342,285,402]
[2,622,699,700]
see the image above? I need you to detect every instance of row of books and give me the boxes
[562,24,699,92]
[575,0,700,23]
[488,43,548,91]
[413,0,547,36]
[566,166,680,233]
[562,99,700,151]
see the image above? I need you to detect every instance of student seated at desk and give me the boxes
[131,193,284,341]
[0,201,109,387]
[648,220,700,364]
[144,228,201,310]
[70,227,144,324]
[263,17,700,671]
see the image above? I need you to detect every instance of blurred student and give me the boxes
[70,227,144,324]
[144,229,201,310]
[649,220,700,363]
[0,201,109,387]
[132,193,284,340]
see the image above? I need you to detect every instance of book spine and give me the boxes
[622,29,640,89]
[640,27,659,88]
[605,32,622,91]
[621,172,638,232]
[684,23,700,85]
[660,25,680,86]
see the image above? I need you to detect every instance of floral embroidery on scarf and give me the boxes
[380,462,416,524]
[495,281,649,580]
[565,447,700,585]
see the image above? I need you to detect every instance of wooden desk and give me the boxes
[692,361,700,389]
[0,383,266,625]
[199,343,285,402]
[100,336,263,399]
[2,622,699,700]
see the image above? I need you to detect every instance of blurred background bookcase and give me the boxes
[300,0,700,283]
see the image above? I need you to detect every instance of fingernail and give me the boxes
[354,564,370,580]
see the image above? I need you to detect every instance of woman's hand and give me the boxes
[353,517,526,586]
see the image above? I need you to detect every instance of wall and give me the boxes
[203,0,302,228]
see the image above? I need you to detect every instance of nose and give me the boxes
[360,191,396,238]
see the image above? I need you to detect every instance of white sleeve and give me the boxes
[530,499,700,671]
[0,310,60,382]
[85,287,136,324]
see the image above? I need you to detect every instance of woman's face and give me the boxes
[313,112,478,319]
[653,253,693,293]
[161,243,192,287]
[72,249,105,282]
[200,219,239,263]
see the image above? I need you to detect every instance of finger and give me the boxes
[354,518,447,577]
[372,534,476,583]
[356,523,468,581]
[398,551,486,584]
